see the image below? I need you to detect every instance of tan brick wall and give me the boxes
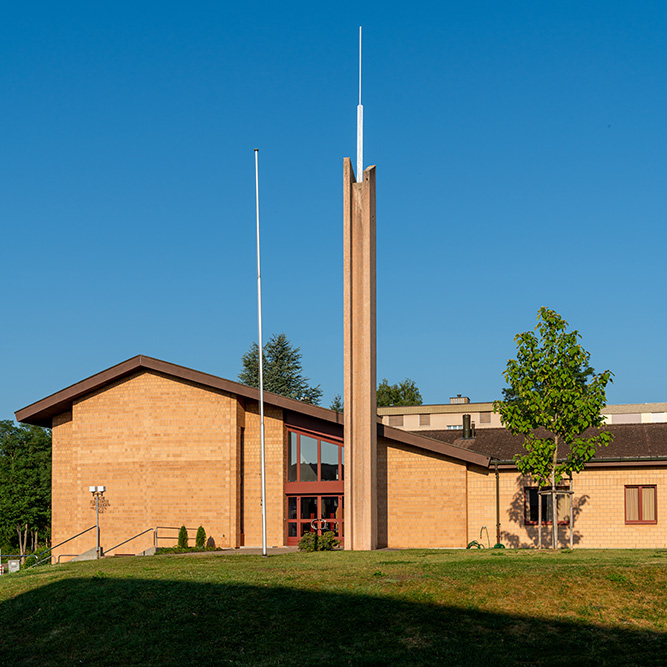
[52,411,75,559]
[242,403,285,547]
[51,371,243,561]
[467,466,667,549]
[378,437,468,548]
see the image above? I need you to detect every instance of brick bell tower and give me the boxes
[343,158,377,550]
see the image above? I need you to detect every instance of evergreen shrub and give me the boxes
[298,531,340,552]
[195,526,206,548]
[177,525,188,548]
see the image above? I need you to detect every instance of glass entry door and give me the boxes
[287,495,343,545]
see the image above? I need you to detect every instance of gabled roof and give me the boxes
[16,355,490,468]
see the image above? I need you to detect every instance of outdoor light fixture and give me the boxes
[89,485,108,558]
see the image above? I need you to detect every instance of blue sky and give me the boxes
[3,1,666,420]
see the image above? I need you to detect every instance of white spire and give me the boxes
[357,26,363,182]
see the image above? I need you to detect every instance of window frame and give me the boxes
[624,485,657,525]
[523,486,571,526]
[285,428,344,495]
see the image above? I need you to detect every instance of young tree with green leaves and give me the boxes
[239,333,323,405]
[0,421,52,554]
[376,378,422,408]
[494,307,613,548]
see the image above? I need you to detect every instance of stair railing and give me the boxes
[104,528,156,556]
[29,525,97,567]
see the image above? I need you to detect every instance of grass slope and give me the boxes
[1,549,666,666]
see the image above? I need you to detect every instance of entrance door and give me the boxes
[287,495,343,545]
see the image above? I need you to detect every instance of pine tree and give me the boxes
[239,333,323,405]
[329,394,343,413]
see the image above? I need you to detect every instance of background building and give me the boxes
[378,397,667,432]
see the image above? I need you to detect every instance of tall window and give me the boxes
[524,487,570,525]
[287,430,343,484]
[625,485,657,524]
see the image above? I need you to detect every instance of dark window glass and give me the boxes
[301,496,318,520]
[288,496,297,520]
[288,523,297,537]
[322,496,339,520]
[525,487,569,524]
[300,435,318,482]
[526,488,547,523]
[288,432,298,482]
[320,441,339,481]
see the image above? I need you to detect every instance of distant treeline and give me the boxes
[0,420,51,554]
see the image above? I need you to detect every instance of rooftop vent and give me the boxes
[450,394,470,404]
[462,414,476,439]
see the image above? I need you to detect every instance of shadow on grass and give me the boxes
[0,576,664,666]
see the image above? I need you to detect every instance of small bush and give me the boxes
[195,526,206,548]
[177,525,188,549]
[298,531,341,552]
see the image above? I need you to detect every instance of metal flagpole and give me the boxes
[96,493,100,558]
[254,149,268,557]
[357,26,363,182]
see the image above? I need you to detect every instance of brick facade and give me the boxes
[467,466,667,549]
[378,438,468,548]
[52,371,249,560]
[25,357,667,556]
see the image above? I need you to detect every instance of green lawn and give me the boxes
[1,549,666,666]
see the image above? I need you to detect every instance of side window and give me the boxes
[625,485,657,524]
[524,487,570,525]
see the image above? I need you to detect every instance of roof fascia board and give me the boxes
[379,424,490,467]
[15,355,484,467]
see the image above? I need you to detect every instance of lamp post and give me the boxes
[89,486,106,558]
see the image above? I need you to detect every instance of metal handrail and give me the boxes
[155,526,198,544]
[30,525,97,567]
[105,528,155,555]
[57,554,79,564]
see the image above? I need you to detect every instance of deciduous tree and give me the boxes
[0,421,51,554]
[494,307,613,547]
[376,378,423,407]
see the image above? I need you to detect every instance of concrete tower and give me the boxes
[343,157,377,550]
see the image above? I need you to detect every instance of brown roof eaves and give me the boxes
[379,424,490,467]
[15,355,344,429]
[15,355,487,467]
[419,423,667,465]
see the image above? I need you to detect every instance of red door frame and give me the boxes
[285,427,344,546]
[286,494,343,546]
